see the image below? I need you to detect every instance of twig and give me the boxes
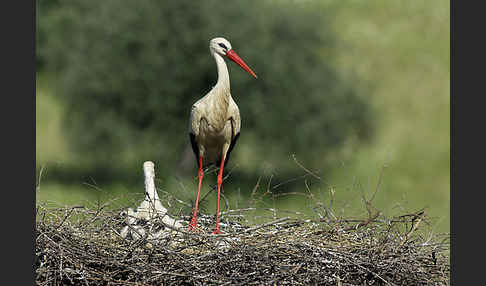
[36,165,46,192]
[292,154,322,180]
[55,206,84,230]
[396,210,426,251]
[218,216,290,237]
[327,250,396,286]
[368,163,387,205]
[249,175,262,207]
[343,211,381,231]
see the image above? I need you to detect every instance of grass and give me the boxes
[36,0,450,235]
[36,182,139,208]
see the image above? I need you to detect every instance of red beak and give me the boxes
[225,49,258,79]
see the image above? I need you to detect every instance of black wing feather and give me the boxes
[189,133,199,167]
[218,132,240,167]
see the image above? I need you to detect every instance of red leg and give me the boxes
[189,156,204,231]
[213,155,225,234]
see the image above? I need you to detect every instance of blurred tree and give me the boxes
[37,0,374,186]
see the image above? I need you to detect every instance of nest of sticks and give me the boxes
[35,200,449,285]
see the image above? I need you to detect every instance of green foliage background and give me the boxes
[36,0,449,233]
[38,0,372,178]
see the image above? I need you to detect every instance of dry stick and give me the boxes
[80,203,108,228]
[151,271,225,285]
[199,179,218,205]
[396,210,426,251]
[55,206,84,230]
[195,163,235,205]
[236,187,241,213]
[161,188,191,208]
[218,165,239,214]
[265,174,274,197]
[221,191,230,213]
[328,186,335,209]
[303,179,315,200]
[271,173,311,190]
[199,165,237,204]
[326,250,396,286]
[355,164,387,225]
[82,180,104,193]
[304,179,323,219]
[271,188,277,219]
[369,163,387,203]
[292,154,322,180]
[273,192,312,198]
[343,211,381,231]
[158,215,291,239]
[249,175,262,207]
[218,216,290,237]
[221,207,304,218]
[327,190,338,221]
[221,207,257,215]
[395,209,426,221]
[222,164,237,183]
[36,165,46,192]
[248,175,275,215]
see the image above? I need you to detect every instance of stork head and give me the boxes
[210,37,257,79]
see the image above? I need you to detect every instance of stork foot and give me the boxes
[188,217,199,231]
[212,227,223,235]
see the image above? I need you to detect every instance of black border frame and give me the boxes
[2,0,36,285]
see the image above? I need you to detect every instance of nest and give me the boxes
[35,201,449,285]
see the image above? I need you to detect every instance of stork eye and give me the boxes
[218,43,228,50]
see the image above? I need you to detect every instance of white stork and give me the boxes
[188,37,257,234]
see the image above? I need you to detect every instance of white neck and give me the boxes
[213,51,230,93]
